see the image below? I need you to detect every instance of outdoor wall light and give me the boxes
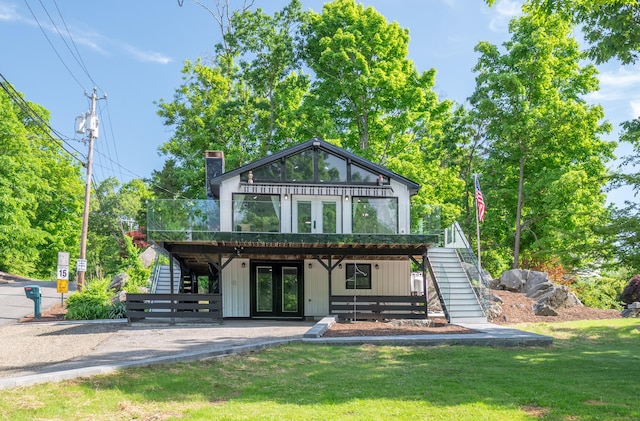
[375,264,379,270]
[338,263,342,269]
[344,195,349,201]
[241,262,246,268]
[308,263,313,269]
[284,193,289,200]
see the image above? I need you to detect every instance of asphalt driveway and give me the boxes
[0,278,75,327]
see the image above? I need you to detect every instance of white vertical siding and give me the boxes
[304,260,329,316]
[331,260,411,296]
[281,194,292,233]
[219,176,240,232]
[221,258,250,317]
[390,179,411,234]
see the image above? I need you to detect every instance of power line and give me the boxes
[103,100,124,181]
[51,0,102,91]
[0,73,84,162]
[22,0,85,91]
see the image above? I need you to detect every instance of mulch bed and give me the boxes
[323,319,476,337]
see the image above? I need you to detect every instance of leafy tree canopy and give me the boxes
[470,11,615,271]
[0,82,84,278]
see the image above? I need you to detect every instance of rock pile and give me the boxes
[621,302,640,318]
[491,269,582,318]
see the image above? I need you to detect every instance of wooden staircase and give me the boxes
[427,247,487,324]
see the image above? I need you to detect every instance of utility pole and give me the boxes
[76,87,105,292]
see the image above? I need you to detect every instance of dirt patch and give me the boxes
[324,318,476,337]
[20,303,68,323]
[490,290,621,324]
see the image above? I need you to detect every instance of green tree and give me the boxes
[301,0,463,223]
[470,11,615,270]
[526,0,640,65]
[0,83,83,278]
[155,1,308,198]
[87,177,152,280]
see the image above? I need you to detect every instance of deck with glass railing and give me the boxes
[146,199,441,248]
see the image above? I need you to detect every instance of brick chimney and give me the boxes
[205,150,225,199]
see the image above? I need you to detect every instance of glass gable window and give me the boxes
[346,263,371,289]
[352,197,398,234]
[317,150,346,182]
[240,162,281,182]
[239,146,392,186]
[285,149,314,182]
[233,194,281,232]
[351,164,379,183]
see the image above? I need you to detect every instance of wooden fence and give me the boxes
[126,293,222,322]
[329,295,427,321]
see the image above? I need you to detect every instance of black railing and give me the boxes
[126,293,222,322]
[330,295,427,321]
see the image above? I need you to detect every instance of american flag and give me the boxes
[475,176,485,222]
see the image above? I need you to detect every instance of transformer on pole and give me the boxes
[76,87,105,291]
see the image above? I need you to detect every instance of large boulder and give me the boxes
[111,290,127,305]
[536,285,582,309]
[621,302,640,318]
[521,271,550,295]
[139,246,158,268]
[498,269,527,292]
[525,281,554,300]
[533,302,558,316]
[109,272,129,292]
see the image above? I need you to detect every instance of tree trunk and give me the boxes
[513,153,525,269]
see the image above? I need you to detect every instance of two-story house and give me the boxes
[143,138,486,323]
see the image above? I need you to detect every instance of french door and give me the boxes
[292,196,341,234]
[251,261,303,318]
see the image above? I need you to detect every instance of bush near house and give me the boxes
[571,276,626,310]
[65,278,113,320]
[619,274,640,304]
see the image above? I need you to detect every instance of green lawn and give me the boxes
[1,319,638,420]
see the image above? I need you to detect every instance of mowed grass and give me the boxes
[1,319,638,420]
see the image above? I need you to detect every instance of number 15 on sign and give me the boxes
[57,266,69,280]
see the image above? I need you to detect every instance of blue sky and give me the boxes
[1,0,638,204]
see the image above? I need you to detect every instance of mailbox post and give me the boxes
[24,285,42,319]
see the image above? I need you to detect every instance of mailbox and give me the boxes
[24,285,42,319]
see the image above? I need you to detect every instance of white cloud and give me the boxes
[630,101,640,119]
[123,45,172,64]
[589,67,640,104]
[599,68,640,89]
[489,0,522,32]
[0,2,20,21]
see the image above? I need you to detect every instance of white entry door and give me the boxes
[292,196,341,234]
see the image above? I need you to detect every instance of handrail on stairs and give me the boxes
[424,259,450,322]
[149,248,163,293]
[148,246,178,294]
[444,222,491,316]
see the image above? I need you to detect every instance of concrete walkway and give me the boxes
[0,317,552,390]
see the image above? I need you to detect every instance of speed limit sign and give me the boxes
[57,265,69,280]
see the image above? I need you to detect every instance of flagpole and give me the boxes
[474,173,482,271]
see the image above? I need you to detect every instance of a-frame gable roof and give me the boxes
[211,137,420,195]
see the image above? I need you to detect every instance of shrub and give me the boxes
[108,302,127,319]
[571,276,626,310]
[619,275,640,304]
[65,279,111,320]
[65,278,126,320]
